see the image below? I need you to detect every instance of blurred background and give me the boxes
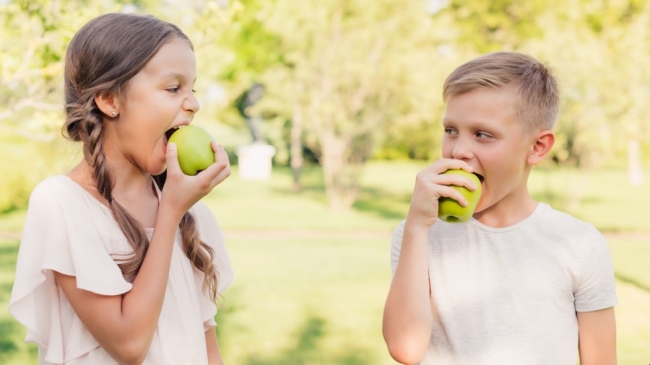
[1,0,649,364]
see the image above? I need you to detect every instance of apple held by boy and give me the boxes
[438,169,482,223]
[168,125,215,176]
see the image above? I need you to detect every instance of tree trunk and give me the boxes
[628,138,644,186]
[290,102,304,190]
[319,133,361,211]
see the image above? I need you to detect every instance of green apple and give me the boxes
[438,169,482,223]
[168,125,215,176]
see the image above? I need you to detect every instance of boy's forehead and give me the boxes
[443,87,519,127]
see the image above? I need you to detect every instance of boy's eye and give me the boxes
[476,131,493,139]
[444,127,457,135]
[167,86,180,93]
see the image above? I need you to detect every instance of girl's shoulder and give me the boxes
[29,175,108,214]
[31,175,85,203]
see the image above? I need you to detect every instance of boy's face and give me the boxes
[442,86,535,215]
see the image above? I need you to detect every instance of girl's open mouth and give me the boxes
[163,127,180,146]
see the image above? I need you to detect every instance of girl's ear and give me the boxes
[94,92,120,118]
[527,130,555,165]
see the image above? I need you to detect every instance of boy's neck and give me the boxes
[472,187,538,228]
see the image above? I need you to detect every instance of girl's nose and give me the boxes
[184,93,201,114]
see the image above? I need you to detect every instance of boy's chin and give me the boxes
[473,202,489,215]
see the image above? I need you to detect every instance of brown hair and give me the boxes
[443,51,559,134]
[63,13,219,301]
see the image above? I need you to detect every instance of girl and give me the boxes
[9,13,233,365]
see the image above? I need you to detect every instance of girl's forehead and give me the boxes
[137,38,196,80]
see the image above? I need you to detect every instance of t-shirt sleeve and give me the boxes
[9,177,132,363]
[390,220,407,277]
[574,227,618,312]
[191,202,234,330]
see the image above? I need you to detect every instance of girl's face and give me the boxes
[104,37,199,176]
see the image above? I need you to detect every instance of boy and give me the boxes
[382,52,617,365]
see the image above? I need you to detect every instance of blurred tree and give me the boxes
[0,0,124,212]
[243,0,466,209]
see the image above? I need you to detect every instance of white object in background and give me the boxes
[236,143,276,180]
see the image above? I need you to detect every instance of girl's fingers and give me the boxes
[164,142,182,176]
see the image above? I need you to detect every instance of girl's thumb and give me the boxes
[165,142,181,174]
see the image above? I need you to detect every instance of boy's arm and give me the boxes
[382,159,476,365]
[383,220,434,364]
[577,307,617,365]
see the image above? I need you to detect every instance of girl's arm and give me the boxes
[54,143,230,365]
[205,327,224,365]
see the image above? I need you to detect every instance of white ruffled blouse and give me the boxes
[9,175,234,364]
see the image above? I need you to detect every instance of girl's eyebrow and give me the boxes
[160,72,196,83]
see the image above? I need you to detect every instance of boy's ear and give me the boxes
[527,130,555,165]
[94,92,120,118]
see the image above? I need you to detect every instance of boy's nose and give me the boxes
[451,140,474,160]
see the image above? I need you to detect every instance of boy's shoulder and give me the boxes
[534,202,601,235]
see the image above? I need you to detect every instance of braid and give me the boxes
[179,213,219,301]
[70,97,150,282]
[81,100,112,202]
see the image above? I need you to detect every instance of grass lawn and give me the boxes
[0,162,648,364]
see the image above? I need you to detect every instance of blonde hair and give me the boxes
[63,13,219,301]
[443,52,559,134]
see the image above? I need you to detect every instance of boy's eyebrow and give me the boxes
[443,117,497,130]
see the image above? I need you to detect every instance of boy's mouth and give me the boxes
[474,173,485,183]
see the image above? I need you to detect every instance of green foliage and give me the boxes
[444,0,551,51]
[2,0,650,209]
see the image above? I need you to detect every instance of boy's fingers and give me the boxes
[437,186,469,207]
[435,174,478,191]
[428,158,474,175]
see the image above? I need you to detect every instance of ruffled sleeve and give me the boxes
[190,202,234,330]
[9,176,132,363]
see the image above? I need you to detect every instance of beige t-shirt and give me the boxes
[390,203,617,365]
[10,175,234,364]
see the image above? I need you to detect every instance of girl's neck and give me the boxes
[68,159,156,203]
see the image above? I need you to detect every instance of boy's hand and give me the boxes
[160,141,231,219]
[407,158,477,228]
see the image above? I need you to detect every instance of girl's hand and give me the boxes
[407,158,476,228]
[160,141,231,219]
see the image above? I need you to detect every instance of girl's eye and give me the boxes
[167,86,180,93]
[444,127,457,135]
